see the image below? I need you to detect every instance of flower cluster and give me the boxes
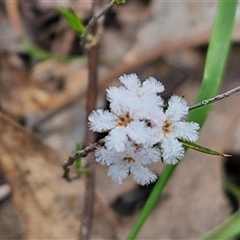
[88,74,199,185]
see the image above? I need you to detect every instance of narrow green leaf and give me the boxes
[60,8,85,35]
[202,209,240,239]
[116,0,127,3]
[23,40,58,61]
[126,165,177,240]
[188,1,237,126]
[23,39,78,62]
[181,140,230,157]
[224,181,240,199]
[73,143,91,175]
[74,143,83,170]
[127,1,237,239]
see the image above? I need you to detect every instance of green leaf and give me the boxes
[188,1,237,126]
[73,143,91,175]
[23,39,80,62]
[202,209,240,239]
[23,40,61,61]
[127,1,237,239]
[126,165,177,240]
[224,181,240,199]
[74,143,83,170]
[116,0,127,3]
[60,8,85,35]
[181,140,230,157]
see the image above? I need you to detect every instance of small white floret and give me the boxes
[161,137,185,164]
[142,76,165,94]
[131,165,157,185]
[119,73,141,91]
[88,109,116,132]
[165,95,189,122]
[95,142,161,185]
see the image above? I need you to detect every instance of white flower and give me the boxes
[159,95,200,164]
[95,142,160,185]
[107,74,164,120]
[89,108,149,152]
[106,86,130,115]
[165,95,189,121]
[119,73,141,93]
[141,76,165,95]
[130,94,199,164]
[89,74,166,152]
[119,74,165,95]
[161,137,185,164]
[104,127,129,152]
[163,95,199,142]
[172,121,200,142]
[108,164,157,186]
[88,109,116,132]
[126,115,164,147]
[88,73,201,179]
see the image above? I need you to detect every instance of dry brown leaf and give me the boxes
[0,112,83,238]
[0,112,118,239]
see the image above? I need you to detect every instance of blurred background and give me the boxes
[0,0,240,239]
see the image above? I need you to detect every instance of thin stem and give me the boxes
[190,85,240,111]
[81,0,115,47]
[80,47,98,239]
[62,139,104,181]
[80,1,100,239]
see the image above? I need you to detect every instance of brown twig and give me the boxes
[190,85,240,110]
[79,0,104,238]
[80,0,116,47]
[62,139,104,181]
